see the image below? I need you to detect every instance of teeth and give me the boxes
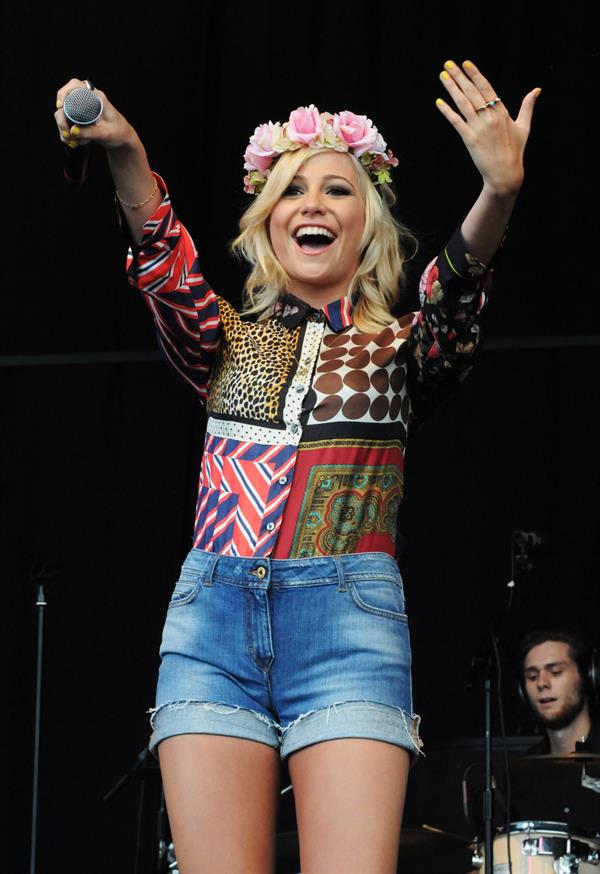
[295,226,335,240]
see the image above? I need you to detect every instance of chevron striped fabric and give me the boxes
[124,174,490,559]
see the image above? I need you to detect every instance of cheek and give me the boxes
[268,218,289,262]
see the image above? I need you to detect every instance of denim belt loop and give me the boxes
[334,555,346,592]
[203,551,220,588]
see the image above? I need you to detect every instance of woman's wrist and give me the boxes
[481,175,523,203]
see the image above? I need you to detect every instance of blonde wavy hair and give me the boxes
[231,148,416,333]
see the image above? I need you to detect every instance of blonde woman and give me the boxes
[55,61,539,874]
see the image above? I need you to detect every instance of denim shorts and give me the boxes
[149,549,422,761]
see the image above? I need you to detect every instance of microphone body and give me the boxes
[62,86,103,185]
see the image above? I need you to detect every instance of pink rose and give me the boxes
[286,104,323,145]
[333,111,383,157]
[243,122,280,173]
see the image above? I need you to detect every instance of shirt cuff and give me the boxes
[443,223,508,279]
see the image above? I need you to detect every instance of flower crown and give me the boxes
[243,104,399,195]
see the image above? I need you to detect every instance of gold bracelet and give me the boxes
[116,179,158,209]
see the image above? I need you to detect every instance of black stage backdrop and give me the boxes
[2,1,598,870]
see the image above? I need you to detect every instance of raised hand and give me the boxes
[54,78,160,241]
[54,79,136,151]
[435,60,541,198]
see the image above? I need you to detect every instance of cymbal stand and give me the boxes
[466,529,546,872]
[29,582,47,874]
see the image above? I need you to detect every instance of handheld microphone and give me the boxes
[62,83,103,185]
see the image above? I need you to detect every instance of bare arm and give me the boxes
[55,79,161,243]
[434,60,541,265]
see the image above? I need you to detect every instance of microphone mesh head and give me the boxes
[63,88,103,125]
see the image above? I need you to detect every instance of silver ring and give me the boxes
[476,96,502,112]
[83,79,95,91]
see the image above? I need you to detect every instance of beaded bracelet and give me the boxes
[116,179,158,209]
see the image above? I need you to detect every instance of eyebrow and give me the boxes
[292,173,355,188]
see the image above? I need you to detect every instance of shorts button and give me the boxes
[278,476,288,486]
[255,566,266,579]
[266,522,275,531]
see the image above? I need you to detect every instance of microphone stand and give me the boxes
[29,582,47,874]
[467,636,498,871]
[466,530,546,872]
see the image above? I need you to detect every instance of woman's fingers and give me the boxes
[514,87,542,134]
[440,60,485,117]
[55,78,89,147]
[461,60,502,106]
[439,59,508,121]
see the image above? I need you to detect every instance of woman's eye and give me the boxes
[283,185,303,197]
[327,186,351,196]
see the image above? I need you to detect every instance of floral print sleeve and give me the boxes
[407,228,492,428]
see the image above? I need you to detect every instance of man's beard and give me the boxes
[536,679,586,731]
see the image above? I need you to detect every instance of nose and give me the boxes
[536,670,550,690]
[301,186,326,214]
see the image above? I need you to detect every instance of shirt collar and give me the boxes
[273,291,355,332]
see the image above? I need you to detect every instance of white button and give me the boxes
[294,384,305,393]
[266,522,275,531]
[290,423,300,434]
[278,476,288,486]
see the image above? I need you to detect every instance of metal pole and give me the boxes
[30,583,47,874]
[484,673,493,872]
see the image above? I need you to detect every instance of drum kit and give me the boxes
[467,752,600,874]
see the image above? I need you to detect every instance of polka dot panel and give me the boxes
[307,323,411,427]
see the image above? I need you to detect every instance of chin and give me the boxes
[537,700,585,731]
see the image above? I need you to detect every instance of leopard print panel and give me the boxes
[207,297,301,423]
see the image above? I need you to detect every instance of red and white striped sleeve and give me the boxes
[125,173,222,401]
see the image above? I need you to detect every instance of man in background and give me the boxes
[511,626,600,832]
[518,627,599,756]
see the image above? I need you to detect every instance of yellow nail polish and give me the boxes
[436,99,445,106]
[441,71,450,80]
[68,141,78,149]
[70,125,80,136]
[444,60,455,69]
[60,128,69,136]
[56,98,62,109]
[463,60,473,68]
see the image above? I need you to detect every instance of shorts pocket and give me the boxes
[167,572,203,608]
[346,574,407,621]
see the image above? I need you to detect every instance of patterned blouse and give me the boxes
[125,173,490,560]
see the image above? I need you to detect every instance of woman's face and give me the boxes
[268,151,365,306]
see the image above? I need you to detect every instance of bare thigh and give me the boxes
[159,734,281,874]
[288,738,410,874]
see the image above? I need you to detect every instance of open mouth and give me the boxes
[538,698,557,706]
[293,225,337,254]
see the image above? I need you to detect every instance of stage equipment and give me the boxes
[466,528,549,872]
[62,81,103,184]
[471,821,600,872]
[29,578,46,874]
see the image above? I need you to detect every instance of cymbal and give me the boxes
[401,826,471,850]
[275,825,471,860]
[512,753,600,777]
[527,752,600,762]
